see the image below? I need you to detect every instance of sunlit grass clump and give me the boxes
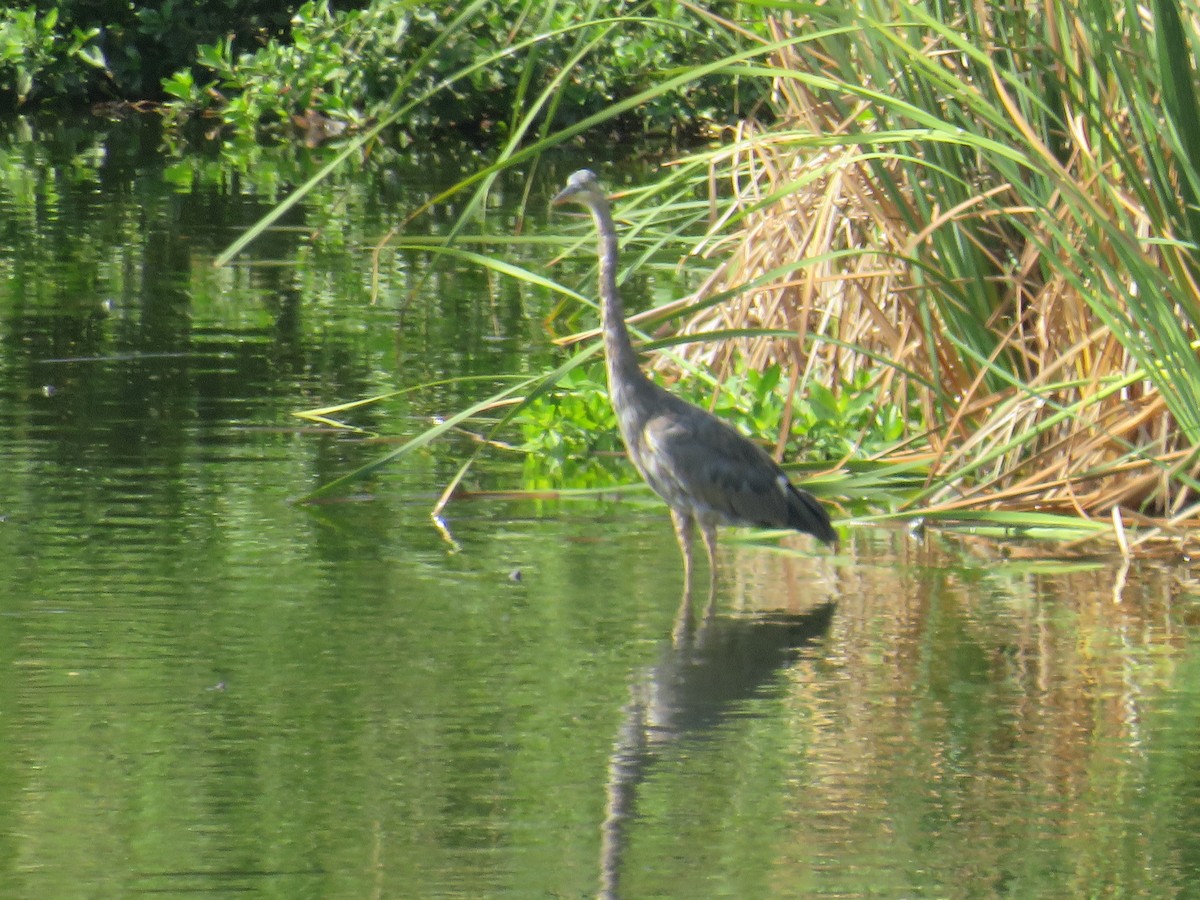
[635,1,1200,546]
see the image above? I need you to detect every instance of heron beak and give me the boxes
[551,187,574,206]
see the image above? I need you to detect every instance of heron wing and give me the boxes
[624,391,835,544]
[640,402,797,527]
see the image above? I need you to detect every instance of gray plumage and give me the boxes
[553,169,836,596]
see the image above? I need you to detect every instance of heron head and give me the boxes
[552,168,605,206]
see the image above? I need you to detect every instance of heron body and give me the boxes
[553,169,836,597]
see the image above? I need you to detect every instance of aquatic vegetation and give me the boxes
[657,1,1200,544]
[207,1,1200,551]
[516,360,915,488]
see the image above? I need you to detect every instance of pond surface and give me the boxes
[2,116,1200,898]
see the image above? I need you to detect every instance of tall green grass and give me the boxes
[665,1,1200,539]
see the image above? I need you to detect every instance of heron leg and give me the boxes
[670,509,697,643]
[699,519,719,603]
[669,507,696,595]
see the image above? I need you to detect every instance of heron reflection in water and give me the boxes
[552,169,837,604]
[598,598,837,898]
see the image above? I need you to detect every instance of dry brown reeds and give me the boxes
[660,3,1200,537]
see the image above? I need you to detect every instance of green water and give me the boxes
[2,116,1200,898]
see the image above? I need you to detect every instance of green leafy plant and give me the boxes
[0,1,292,105]
[164,2,398,137]
[516,357,916,489]
[0,6,106,105]
[515,362,627,486]
[792,371,909,461]
[162,0,763,146]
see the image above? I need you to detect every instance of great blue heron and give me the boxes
[552,169,837,598]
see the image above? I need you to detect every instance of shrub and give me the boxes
[0,6,106,106]
[162,0,766,144]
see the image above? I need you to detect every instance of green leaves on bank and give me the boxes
[161,0,761,146]
[0,7,106,105]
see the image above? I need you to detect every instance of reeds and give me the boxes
[661,1,1200,536]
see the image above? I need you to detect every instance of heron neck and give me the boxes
[591,200,646,389]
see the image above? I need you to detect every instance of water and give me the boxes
[2,115,1200,898]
